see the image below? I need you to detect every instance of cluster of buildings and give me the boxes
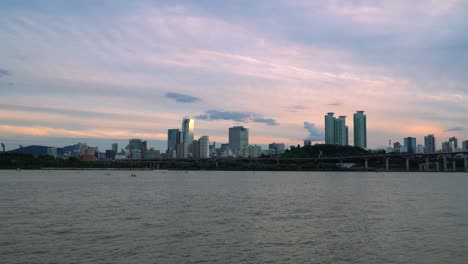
[389,135,468,154]
[324,111,367,149]
[163,118,285,160]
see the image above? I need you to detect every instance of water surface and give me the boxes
[1,170,467,263]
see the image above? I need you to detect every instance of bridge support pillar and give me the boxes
[216,161,219,168]
[364,159,368,170]
[443,157,448,172]
[436,162,440,172]
[157,163,160,170]
[406,158,410,172]
[419,163,424,172]
[425,158,430,171]
[385,158,390,171]
[464,156,468,172]
[452,161,457,172]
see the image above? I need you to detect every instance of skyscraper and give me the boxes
[167,129,180,150]
[181,118,195,144]
[353,111,367,149]
[424,134,435,153]
[229,126,249,152]
[404,137,416,154]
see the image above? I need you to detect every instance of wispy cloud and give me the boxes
[195,110,278,126]
[445,127,463,132]
[327,100,343,106]
[165,92,201,103]
[0,68,9,78]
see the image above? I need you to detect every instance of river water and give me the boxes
[1,170,467,263]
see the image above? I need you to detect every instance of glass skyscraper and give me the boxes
[325,113,336,144]
[424,134,435,153]
[167,129,180,150]
[181,118,195,145]
[229,126,249,151]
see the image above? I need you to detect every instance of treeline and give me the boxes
[282,144,369,158]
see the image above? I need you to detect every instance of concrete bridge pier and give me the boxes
[406,158,410,171]
[465,156,468,172]
[157,163,160,170]
[436,162,440,172]
[364,159,368,170]
[443,156,448,172]
[216,161,219,168]
[425,158,430,171]
[419,163,424,172]
[452,161,457,172]
[385,158,390,171]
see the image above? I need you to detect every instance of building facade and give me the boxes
[229,126,249,153]
[181,118,195,145]
[325,112,336,144]
[269,143,285,155]
[424,134,435,153]
[353,111,367,149]
[199,136,210,159]
[167,129,180,150]
[404,137,416,154]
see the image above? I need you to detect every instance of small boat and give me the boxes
[130,174,136,177]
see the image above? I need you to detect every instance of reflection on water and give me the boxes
[1,170,467,263]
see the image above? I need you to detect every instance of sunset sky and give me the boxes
[1,0,467,151]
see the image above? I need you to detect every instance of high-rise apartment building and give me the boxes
[325,113,336,144]
[229,126,249,152]
[404,137,416,154]
[181,118,195,145]
[167,129,180,150]
[335,116,348,145]
[353,111,367,149]
[424,134,435,153]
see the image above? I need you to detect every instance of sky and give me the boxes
[1,0,467,151]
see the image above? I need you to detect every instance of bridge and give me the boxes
[110,152,468,172]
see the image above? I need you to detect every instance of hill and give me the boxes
[282,144,369,158]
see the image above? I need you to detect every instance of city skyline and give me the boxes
[1,1,467,148]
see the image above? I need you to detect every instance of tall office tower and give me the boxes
[335,116,348,146]
[128,139,142,151]
[167,129,180,150]
[111,143,118,154]
[353,111,367,149]
[393,142,401,153]
[325,113,336,144]
[229,126,249,152]
[449,137,458,151]
[462,140,468,151]
[404,137,417,154]
[181,118,195,144]
[199,136,210,159]
[424,134,435,153]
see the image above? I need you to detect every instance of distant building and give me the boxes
[47,147,57,158]
[393,142,401,153]
[145,149,160,159]
[269,143,285,155]
[353,111,367,149]
[111,143,118,154]
[128,139,142,160]
[449,137,458,151]
[247,145,262,158]
[105,150,116,160]
[424,134,435,154]
[404,137,416,154]
[325,112,336,144]
[442,141,451,153]
[166,148,177,159]
[167,129,180,150]
[416,144,425,154]
[199,136,210,159]
[462,140,468,151]
[229,126,249,154]
[141,141,148,159]
[181,118,195,145]
[304,140,312,146]
[176,143,189,159]
[335,116,349,146]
